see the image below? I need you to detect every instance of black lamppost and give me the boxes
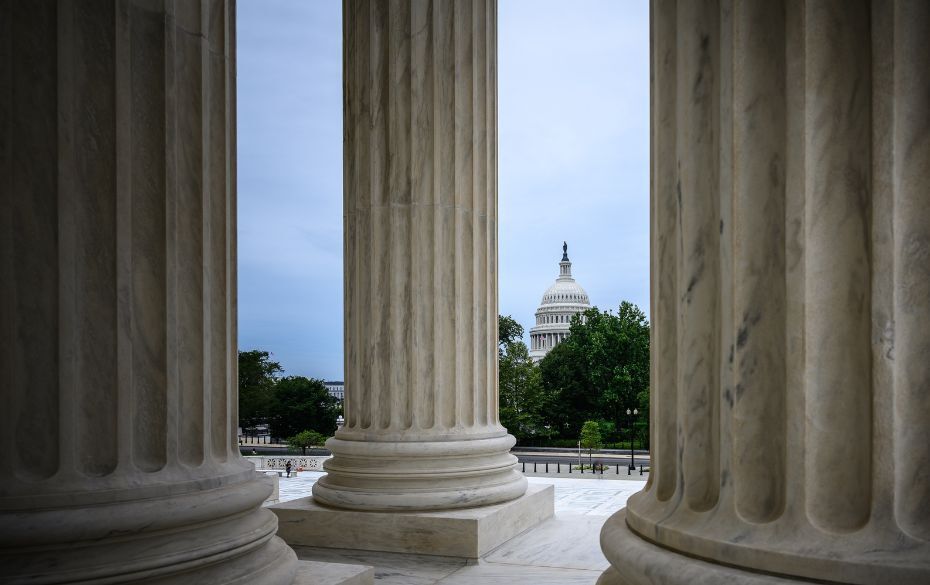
[626,407,638,470]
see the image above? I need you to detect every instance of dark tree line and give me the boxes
[499,301,650,448]
[498,316,548,440]
[240,301,649,450]
[238,350,340,441]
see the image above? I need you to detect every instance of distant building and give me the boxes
[528,242,592,363]
[324,381,345,401]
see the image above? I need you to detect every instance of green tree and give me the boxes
[538,338,591,438]
[499,339,545,440]
[269,376,340,440]
[498,315,547,441]
[238,350,282,433]
[499,314,524,346]
[539,302,650,446]
[580,420,602,468]
[287,430,327,455]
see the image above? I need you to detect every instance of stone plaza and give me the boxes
[1,0,928,584]
[270,472,644,584]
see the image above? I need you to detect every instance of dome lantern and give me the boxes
[559,241,572,279]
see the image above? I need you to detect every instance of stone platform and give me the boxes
[294,560,373,585]
[271,483,554,559]
[286,476,645,584]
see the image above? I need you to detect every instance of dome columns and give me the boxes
[313,0,527,511]
[600,1,930,583]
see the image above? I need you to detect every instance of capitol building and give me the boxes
[528,243,592,363]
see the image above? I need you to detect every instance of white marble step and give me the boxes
[293,560,373,585]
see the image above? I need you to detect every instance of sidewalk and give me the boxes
[512,450,652,462]
[518,461,650,482]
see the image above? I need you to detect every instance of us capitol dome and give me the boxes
[528,242,592,363]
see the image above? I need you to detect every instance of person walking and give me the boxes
[285,461,292,478]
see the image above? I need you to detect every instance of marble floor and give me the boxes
[271,472,645,584]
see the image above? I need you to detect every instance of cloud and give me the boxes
[498,0,650,340]
[237,1,344,377]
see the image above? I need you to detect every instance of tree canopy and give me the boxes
[286,430,328,455]
[538,302,650,445]
[498,315,524,347]
[237,350,340,444]
[269,376,340,440]
[238,350,281,431]
[498,315,549,441]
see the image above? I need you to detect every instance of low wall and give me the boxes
[244,455,330,472]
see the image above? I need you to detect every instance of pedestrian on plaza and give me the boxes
[285,461,292,478]
[251,448,257,455]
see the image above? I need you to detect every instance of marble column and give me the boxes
[599,1,930,584]
[312,0,526,512]
[0,2,299,583]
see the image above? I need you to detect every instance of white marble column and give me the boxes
[312,0,526,512]
[0,2,299,582]
[599,1,930,584]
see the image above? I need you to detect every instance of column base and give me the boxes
[273,483,554,559]
[598,510,821,585]
[0,473,301,585]
[312,434,528,511]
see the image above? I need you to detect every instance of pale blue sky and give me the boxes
[237,1,649,379]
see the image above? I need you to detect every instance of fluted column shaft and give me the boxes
[312,0,526,512]
[600,1,930,584]
[0,2,297,583]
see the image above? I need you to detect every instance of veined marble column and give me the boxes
[599,1,930,584]
[312,0,526,511]
[0,2,298,583]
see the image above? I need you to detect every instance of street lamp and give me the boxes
[626,408,639,471]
